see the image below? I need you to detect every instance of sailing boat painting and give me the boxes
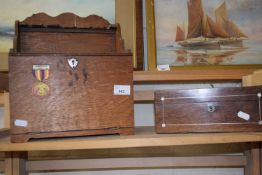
[154,0,262,66]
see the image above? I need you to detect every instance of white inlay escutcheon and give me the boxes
[114,85,131,95]
[14,119,28,127]
[237,111,250,121]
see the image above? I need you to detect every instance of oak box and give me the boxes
[9,13,134,143]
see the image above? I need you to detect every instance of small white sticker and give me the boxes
[32,65,50,70]
[237,111,250,121]
[157,64,170,71]
[14,119,28,127]
[114,85,130,95]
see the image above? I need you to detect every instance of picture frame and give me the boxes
[116,0,144,70]
[145,0,262,73]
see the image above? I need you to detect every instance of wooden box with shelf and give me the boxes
[9,13,134,143]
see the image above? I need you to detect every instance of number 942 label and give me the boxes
[114,85,131,95]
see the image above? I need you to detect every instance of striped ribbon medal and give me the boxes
[32,65,50,81]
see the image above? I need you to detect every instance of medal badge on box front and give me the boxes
[32,65,50,97]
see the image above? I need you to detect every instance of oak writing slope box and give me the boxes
[9,13,134,143]
[155,86,262,133]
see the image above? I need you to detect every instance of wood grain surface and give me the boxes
[135,0,144,70]
[0,72,8,91]
[13,13,126,54]
[155,86,262,133]
[19,31,117,54]
[242,69,262,87]
[0,127,262,151]
[26,156,246,171]
[21,13,111,28]
[133,69,261,81]
[9,54,134,142]
[27,143,247,160]
[8,12,133,142]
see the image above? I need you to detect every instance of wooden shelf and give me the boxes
[133,69,259,82]
[0,127,261,152]
[1,69,259,92]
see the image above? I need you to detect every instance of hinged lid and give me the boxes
[155,86,262,104]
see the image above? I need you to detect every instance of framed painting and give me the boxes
[0,0,115,71]
[115,0,144,70]
[146,0,262,71]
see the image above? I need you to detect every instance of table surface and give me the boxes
[0,127,261,152]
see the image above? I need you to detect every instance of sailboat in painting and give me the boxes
[176,0,248,48]
[215,2,248,46]
[175,25,185,42]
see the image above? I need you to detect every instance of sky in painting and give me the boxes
[155,0,262,45]
[0,0,115,52]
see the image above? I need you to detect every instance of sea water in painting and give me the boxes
[154,0,262,66]
[0,0,115,53]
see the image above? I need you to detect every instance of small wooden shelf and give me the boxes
[0,127,261,152]
[133,69,259,82]
[1,69,259,92]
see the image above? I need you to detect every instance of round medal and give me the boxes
[32,82,50,97]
